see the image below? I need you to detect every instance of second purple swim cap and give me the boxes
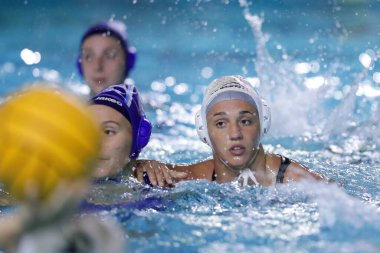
[90,84,151,158]
[77,20,137,78]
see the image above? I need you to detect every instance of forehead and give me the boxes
[207,99,258,117]
[82,34,122,49]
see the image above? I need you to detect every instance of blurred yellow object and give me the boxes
[0,86,100,202]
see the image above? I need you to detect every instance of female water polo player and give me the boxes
[77,20,136,95]
[138,76,328,186]
[88,83,187,184]
[88,83,150,180]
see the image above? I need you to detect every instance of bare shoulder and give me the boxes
[266,153,327,183]
[265,153,282,173]
[284,158,327,183]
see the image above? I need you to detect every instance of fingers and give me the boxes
[136,168,144,183]
[145,162,158,186]
[142,172,153,186]
[135,161,158,185]
[159,164,173,186]
[142,161,169,187]
[135,160,185,188]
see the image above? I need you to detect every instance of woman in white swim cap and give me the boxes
[137,75,329,187]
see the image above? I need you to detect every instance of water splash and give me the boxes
[322,68,367,138]
[240,1,380,153]
[113,180,380,253]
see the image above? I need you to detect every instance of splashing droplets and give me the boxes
[359,50,376,69]
[372,72,380,83]
[201,67,213,79]
[20,48,41,65]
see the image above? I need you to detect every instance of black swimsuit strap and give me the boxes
[276,155,291,184]
[211,169,217,181]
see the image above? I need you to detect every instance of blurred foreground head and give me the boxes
[0,85,100,203]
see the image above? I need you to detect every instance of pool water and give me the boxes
[1,0,380,252]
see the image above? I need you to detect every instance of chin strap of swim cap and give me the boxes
[215,145,260,183]
[217,155,259,187]
[237,169,259,187]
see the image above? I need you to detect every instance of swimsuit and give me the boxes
[211,155,291,184]
[275,155,291,183]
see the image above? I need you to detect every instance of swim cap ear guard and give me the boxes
[90,84,151,158]
[195,75,271,146]
[77,20,136,79]
[195,111,208,144]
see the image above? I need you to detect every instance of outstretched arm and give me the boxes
[134,159,214,187]
[134,160,188,187]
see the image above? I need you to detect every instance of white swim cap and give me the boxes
[195,75,271,146]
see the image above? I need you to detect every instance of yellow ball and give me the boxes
[0,86,100,202]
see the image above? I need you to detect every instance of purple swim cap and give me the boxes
[90,84,151,159]
[77,20,137,78]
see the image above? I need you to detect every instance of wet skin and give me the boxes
[81,35,126,95]
[89,104,132,178]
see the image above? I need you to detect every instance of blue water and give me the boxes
[1,0,380,252]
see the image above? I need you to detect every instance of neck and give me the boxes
[120,159,136,178]
[93,159,136,183]
[213,144,266,183]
